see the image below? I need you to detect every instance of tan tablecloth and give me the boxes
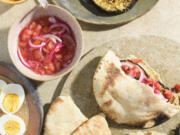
[0,0,180,111]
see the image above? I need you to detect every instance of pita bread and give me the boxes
[44,96,87,135]
[93,50,180,128]
[71,114,112,135]
[128,131,166,135]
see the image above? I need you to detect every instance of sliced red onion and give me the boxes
[17,49,30,68]
[121,62,134,78]
[29,40,46,49]
[40,47,44,59]
[43,34,62,43]
[33,36,46,41]
[154,89,161,94]
[48,16,57,24]
[48,43,64,61]
[137,66,145,82]
[121,62,133,68]
[59,28,66,37]
[49,23,70,34]
[128,70,134,78]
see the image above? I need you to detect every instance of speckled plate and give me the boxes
[52,0,158,25]
[61,35,180,134]
[0,62,43,135]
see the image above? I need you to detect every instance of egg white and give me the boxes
[0,114,26,135]
[0,80,7,98]
[0,84,25,114]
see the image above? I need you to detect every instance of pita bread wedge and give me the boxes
[71,114,112,135]
[93,50,180,128]
[128,131,166,135]
[44,96,87,135]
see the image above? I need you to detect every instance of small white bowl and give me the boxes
[8,4,84,81]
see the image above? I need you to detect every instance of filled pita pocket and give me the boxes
[71,114,112,135]
[44,96,87,135]
[93,50,180,128]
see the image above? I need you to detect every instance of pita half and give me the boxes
[44,96,87,135]
[93,50,180,128]
[71,114,112,135]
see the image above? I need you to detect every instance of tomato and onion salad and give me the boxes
[120,59,179,101]
[18,16,76,75]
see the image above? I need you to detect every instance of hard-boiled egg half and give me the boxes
[0,114,26,135]
[0,84,25,114]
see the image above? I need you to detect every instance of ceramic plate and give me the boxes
[0,62,43,135]
[53,0,158,25]
[61,35,180,134]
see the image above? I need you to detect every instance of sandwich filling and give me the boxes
[120,58,180,102]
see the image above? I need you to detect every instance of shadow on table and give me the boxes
[0,3,13,14]
[42,73,69,114]
[79,20,127,31]
[70,56,102,118]
[42,74,69,134]
[0,28,11,62]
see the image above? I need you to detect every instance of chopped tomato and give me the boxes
[47,41,55,51]
[29,21,37,30]
[55,54,62,60]
[35,24,42,34]
[47,62,55,72]
[132,66,140,79]
[21,29,32,41]
[163,90,173,100]
[18,16,75,75]
[42,26,49,33]
[33,40,42,45]
[122,65,130,74]
[154,82,162,91]
[175,84,180,92]
[54,61,62,71]
[32,32,39,38]
[20,49,28,58]
[131,58,143,64]
[33,50,41,60]
[19,40,27,48]
[24,29,33,36]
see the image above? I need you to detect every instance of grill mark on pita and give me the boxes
[102,100,112,107]
[101,63,120,96]
[103,109,119,122]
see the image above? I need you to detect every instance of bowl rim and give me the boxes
[0,0,26,4]
[52,0,159,25]
[8,4,84,81]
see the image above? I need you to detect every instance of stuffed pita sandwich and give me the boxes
[93,50,180,128]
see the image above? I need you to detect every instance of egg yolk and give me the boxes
[3,94,20,112]
[4,120,20,135]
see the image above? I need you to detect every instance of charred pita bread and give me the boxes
[128,131,166,135]
[71,114,112,135]
[44,96,87,135]
[93,50,180,128]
